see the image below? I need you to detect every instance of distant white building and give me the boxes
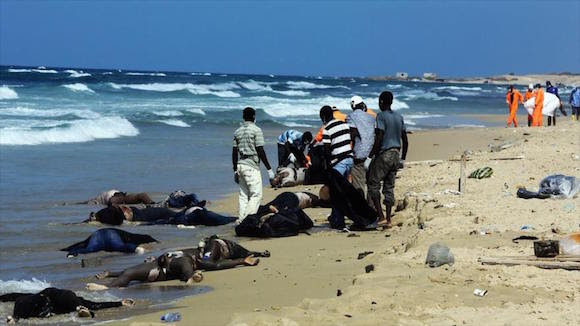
[423,72,437,79]
[395,72,408,79]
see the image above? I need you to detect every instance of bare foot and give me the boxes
[121,299,135,307]
[244,256,260,266]
[95,271,109,279]
[186,271,203,285]
[86,283,108,291]
[76,306,93,318]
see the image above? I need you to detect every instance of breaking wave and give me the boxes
[0,116,139,146]
[0,106,100,119]
[0,278,51,294]
[400,90,458,101]
[0,86,18,100]
[109,82,241,98]
[286,81,349,90]
[152,110,183,117]
[62,83,94,93]
[8,68,58,74]
[187,108,206,115]
[63,69,92,78]
[126,72,167,77]
[157,119,190,127]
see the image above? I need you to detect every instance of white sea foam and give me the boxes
[126,72,167,76]
[274,90,310,96]
[0,106,100,119]
[0,86,18,100]
[8,68,58,73]
[404,114,444,119]
[0,278,51,293]
[360,84,369,87]
[157,119,190,127]
[152,110,183,117]
[250,95,350,117]
[237,80,309,96]
[0,119,70,129]
[62,83,95,93]
[433,86,483,91]
[386,84,404,89]
[186,108,206,115]
[187,89,240,98]
[0,117,139,145]
[283,122,315,127]
[109,82,241,98]
[63,69,92,78]
[400,90,458,101]
[286,81,349,90]
[102,72,114,75]
[392,99,410,110]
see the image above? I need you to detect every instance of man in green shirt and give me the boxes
[232,107,274,222]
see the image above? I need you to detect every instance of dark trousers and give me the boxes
[174,209,236,226]
[367,149,399,207]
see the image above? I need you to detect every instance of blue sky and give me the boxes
[1,1,579,77]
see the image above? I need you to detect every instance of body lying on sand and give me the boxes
[86,236,269,290]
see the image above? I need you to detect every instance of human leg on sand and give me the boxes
[367,150,399,226]
[328,158,353,229]
[237,164,263,221]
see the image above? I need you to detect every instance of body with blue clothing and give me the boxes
[61,228,157,257]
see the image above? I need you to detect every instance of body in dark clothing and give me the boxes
[0,288,130,321]
[90,237,265,289]
[170,208,236,226]
[60,228,157,257]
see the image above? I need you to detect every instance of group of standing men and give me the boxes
[232,91,409,228]
[505,81,579,127]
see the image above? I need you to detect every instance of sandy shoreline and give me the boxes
[111,120,579,326]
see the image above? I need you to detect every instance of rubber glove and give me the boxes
[364,157,372,171]
[267,169,275,180]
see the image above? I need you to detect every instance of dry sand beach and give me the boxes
[117,121,579,326]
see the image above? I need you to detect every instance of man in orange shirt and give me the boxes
[532,84,544,127]
[524,84,534,127]
[505,85,523,127]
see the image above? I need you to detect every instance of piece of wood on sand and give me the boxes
[489,155,525,161]
[478,256,580,271]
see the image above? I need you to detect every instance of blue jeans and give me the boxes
[329,157,353,229]
[69,229,137,255]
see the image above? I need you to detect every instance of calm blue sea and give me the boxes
[0,66,574,322]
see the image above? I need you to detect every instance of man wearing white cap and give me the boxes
[347,95,376,196]
[524,84,534,127]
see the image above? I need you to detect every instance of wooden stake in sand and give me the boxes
[459,153,466,193]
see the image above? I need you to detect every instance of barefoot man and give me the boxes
[366,91,409,227]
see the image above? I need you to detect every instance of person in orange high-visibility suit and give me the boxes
[524,84,534,127]
[505,85,523,127]
[532,84,544,127]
